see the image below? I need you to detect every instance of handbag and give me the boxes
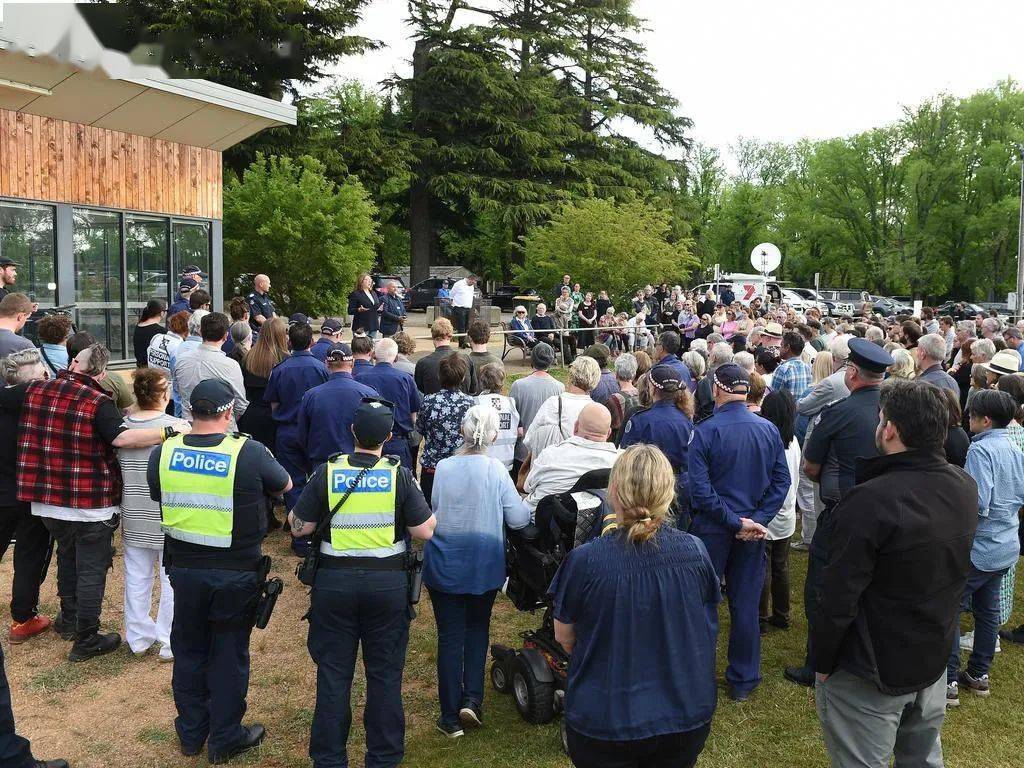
[295,459,378,586]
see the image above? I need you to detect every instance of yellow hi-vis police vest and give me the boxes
[159,434,246,548]
[323,456,403,558]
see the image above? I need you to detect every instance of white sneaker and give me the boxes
[958,630,1000,653]
[159,644,174,662]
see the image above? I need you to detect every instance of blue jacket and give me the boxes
[620,400,693,494]
[265,351,329,430]
[380,294,407,336]
[353,362,421,437]
[310,337,335,362]
[296,372,379,471]
[687,401,790,534]
[657,354,695,393]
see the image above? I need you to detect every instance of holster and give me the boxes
[254,555,283,630]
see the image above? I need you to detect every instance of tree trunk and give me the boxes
[409,38,433,285]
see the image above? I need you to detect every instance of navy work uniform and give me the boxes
[379,293,407,337]
[620,364,694,524]
[788,338,891,685]
[312,319,344,363]
[353,361,422,470]
[266,344,329,509]
[148,380,291,763]
[170,278,198,316]
[687,364,790,700]
[296,344,380,473]
[247,290,276,334]
[290,400,433,768]
[656,352,695,393]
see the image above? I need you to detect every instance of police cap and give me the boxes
[847,337,894,374]
[713,362,750,394]
[178,278,198,293]
[0,257,19,268]
[324,343,353,364]
[353,397,396,446]
[321,318,343,334]
[191,379,235,417]
[289,312,310,326]
[181,264,205,277]
[649,364,682,393]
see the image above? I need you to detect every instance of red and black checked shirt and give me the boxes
[17,370,123,509]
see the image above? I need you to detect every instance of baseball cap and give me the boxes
[713,363,751,394]
[353,397,395,446]
[0,257,19,268]
[289,312,310,326]
[321,318,343,334]
[649,364,682,393]
[190,379,235,417]
[531,342,555,369]
[178,278,199,293]
[324,343,353,364]
[181,264,205,277]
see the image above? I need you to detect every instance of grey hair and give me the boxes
[917,333,947,362]
[76,343,110,377]
[734,350,755,373]
[568,355,601,392]
[829,334,853,363]
[614,353,638,381]
[374,337,398,363]
[956,320,976,336]
[187,309,209,336]
[707,333,725,346]
[0,347,44,385]
[682,350,706,379]
[972,338,996,362]
[708,342,734,370]
[982,317,1002,334]
[458,405,499,454]
[689,338,709,356]
[865,326,884,343]
[229,321,251,348]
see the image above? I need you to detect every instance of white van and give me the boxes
[693,273,779,306]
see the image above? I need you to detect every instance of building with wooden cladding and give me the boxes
[0,4,296,359]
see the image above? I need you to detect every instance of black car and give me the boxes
[487,285,533,312]
[403,276,450,311]
[871,296,913,317]
[936,301,985,319]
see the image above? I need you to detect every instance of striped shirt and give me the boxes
[118,413,185,549]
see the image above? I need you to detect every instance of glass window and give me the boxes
[126,215,169,323]
[172,220,211,285]
[73,209,124,358]
[0,202,56,307]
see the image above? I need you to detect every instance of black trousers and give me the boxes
[566,722,711,768]
[42,517,116,637]
[0,642,32,766]
[452,306,471,347]
[0,504,52,624]
[759,536,791,626]
[802,503,834,669]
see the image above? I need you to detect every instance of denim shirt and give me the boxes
[965,429,1024,571]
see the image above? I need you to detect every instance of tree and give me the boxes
[223,155,378,315]
[516,197,697,304]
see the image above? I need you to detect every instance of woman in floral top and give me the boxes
[418,353,476,505]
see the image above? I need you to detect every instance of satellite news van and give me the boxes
[693,273,781,307]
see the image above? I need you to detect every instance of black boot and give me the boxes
[210,724,266,764]
[69,630,121,662]
[52,610,76,641]
[34,760,69,768]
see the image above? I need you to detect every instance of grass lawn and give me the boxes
[5,364,1022,767]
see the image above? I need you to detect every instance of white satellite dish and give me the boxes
[750,243,781,275]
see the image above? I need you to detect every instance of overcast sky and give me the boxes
[327,0,1024,167]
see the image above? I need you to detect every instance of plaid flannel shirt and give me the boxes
[17,370,122,509]
[773,357,813,397]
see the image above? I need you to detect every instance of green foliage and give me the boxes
[223,154,378,316]
[516,198,698,304]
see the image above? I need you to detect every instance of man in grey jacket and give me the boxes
[173,312,248,430]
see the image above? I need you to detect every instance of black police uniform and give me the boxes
[290,402,432,768]
[147,381,290,763]
[788,338,892,685]
[247,290,276,333]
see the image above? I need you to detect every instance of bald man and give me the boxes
[523,403,621,510]
[247,274,276,333]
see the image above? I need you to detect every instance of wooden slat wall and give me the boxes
[0,108,222,219]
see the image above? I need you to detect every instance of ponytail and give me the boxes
[608,445,676,546]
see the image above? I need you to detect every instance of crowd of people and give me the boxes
[0,259,1023,768]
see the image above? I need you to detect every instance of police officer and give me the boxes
[266,321,328,515]
[352,338,421,471]
[783,337,892,688]
[311,319,344,362]
[147,380,291,764]
[288,399,436,768]
[181,264,205,288]
[296,344,379,476]
[687,363,790,702]
[350,335,376,379]
[247,274,276,334]
[169,278,197,315]
[620,364,693,525]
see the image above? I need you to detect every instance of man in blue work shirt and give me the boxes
[297,344,379,476]
[311,319,344,362]
[247,274,276,335]
[169,278,197,316]
[586,343,618,405]
[266,321,329,520]
[784,338,892,688]
[351,335,375,379]
[620,364,694,526]
[688,363,790,702]
[352,338,421,470]
[653,330,695,393]
[379,280,407,337]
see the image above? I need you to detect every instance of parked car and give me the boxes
[871,296,913,318]
[372,274,406,299]
[935,301,985,319]
[403,275,482,311]
[487,285,534,311]
[780,287,829,315]
[819,289,870,317]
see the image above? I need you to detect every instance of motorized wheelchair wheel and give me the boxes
[490,660,511,694]
[511,656,555,724]
[560,719,569,756]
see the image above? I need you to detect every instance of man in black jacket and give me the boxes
[812,380,977,768]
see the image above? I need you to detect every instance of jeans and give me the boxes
[452,306,471,347]
[0,503,52,623]
[0,642,33,767]
[167,566,260,761]
[760,536,791,627]
[307,568,410,768]
[566,722,711,768]
[428,588,498,727]
[41,517,115,636]
[948,565,1008,682]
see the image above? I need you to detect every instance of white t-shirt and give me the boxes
[475,393,520,470]
[450,279,475,309]
[767,438,801,540]
[147,332,183,372]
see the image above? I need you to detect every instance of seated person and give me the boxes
[533,302,576,361]
[510,305,537,348]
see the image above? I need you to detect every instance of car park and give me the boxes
[871,296,913,317]
[819,289,870,317]
[372,273,406,299]
[487,285,533,311]
[936,301,985,319]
